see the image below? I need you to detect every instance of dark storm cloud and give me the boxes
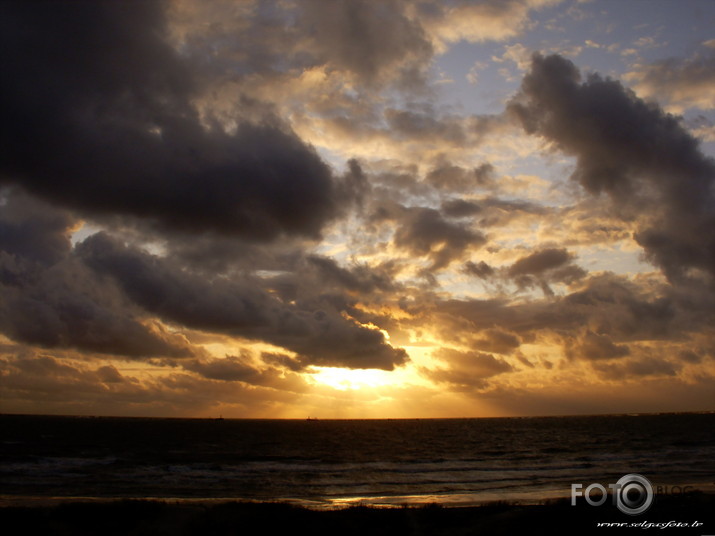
[0,353,138,401]
[508,248,572,276]
[77,233,272,332]
[0,0,345,241]
[0,190,75,266]
[507,247,586,295]
[367,166,431,204]
[0,266,195,358]
[678,350,702,364]
[182,353,309,392]
[0,348,307,415]
[442,199,483,218]
[463,246,586,296]
[426,163,495,191]
[428,272,714,367]
[472,197,548,229]
[261,352,307,372]
[300,0,434,88]
[592,357,679,380]
[77,233,407,370]
[474,163,497,184]
[472,328,521,354]
[564,330,630,361]
[393,207,486,270]
[342,159,371,211]
[422,348,513,391]
[306,255,395,293]
[463,260,496,279]
[174,0,547,94]
[561,274,681,341]
[509,53,715,282]
[0,193,194,358]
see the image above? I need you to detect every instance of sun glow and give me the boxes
[308,366,405,391]
[307,349,439,392]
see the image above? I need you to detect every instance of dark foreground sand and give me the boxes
[2,492,712,536]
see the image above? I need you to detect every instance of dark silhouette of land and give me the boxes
[1,492,712,536]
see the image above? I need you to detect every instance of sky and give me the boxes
[1,0,714,419]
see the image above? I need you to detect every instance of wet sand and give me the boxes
[1,492,712,536]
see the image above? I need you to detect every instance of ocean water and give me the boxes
[1,413,713,507]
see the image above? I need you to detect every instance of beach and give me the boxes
[2,492,713,536]
[3,414,713,534]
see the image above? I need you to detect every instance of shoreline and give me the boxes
[0,493,573,510]
[3,481,714,510]
[1,492,713,535]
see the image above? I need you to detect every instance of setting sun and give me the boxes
[308,366,408,391]
[2,1,714,532]
[1,0,713,421]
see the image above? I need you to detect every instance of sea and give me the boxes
[1,413,713,508]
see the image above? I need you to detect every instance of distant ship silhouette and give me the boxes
[306,416,319,421]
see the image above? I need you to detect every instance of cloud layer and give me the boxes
[0,1,347,241]
[1,1,713,418]
[509,53,715,282]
